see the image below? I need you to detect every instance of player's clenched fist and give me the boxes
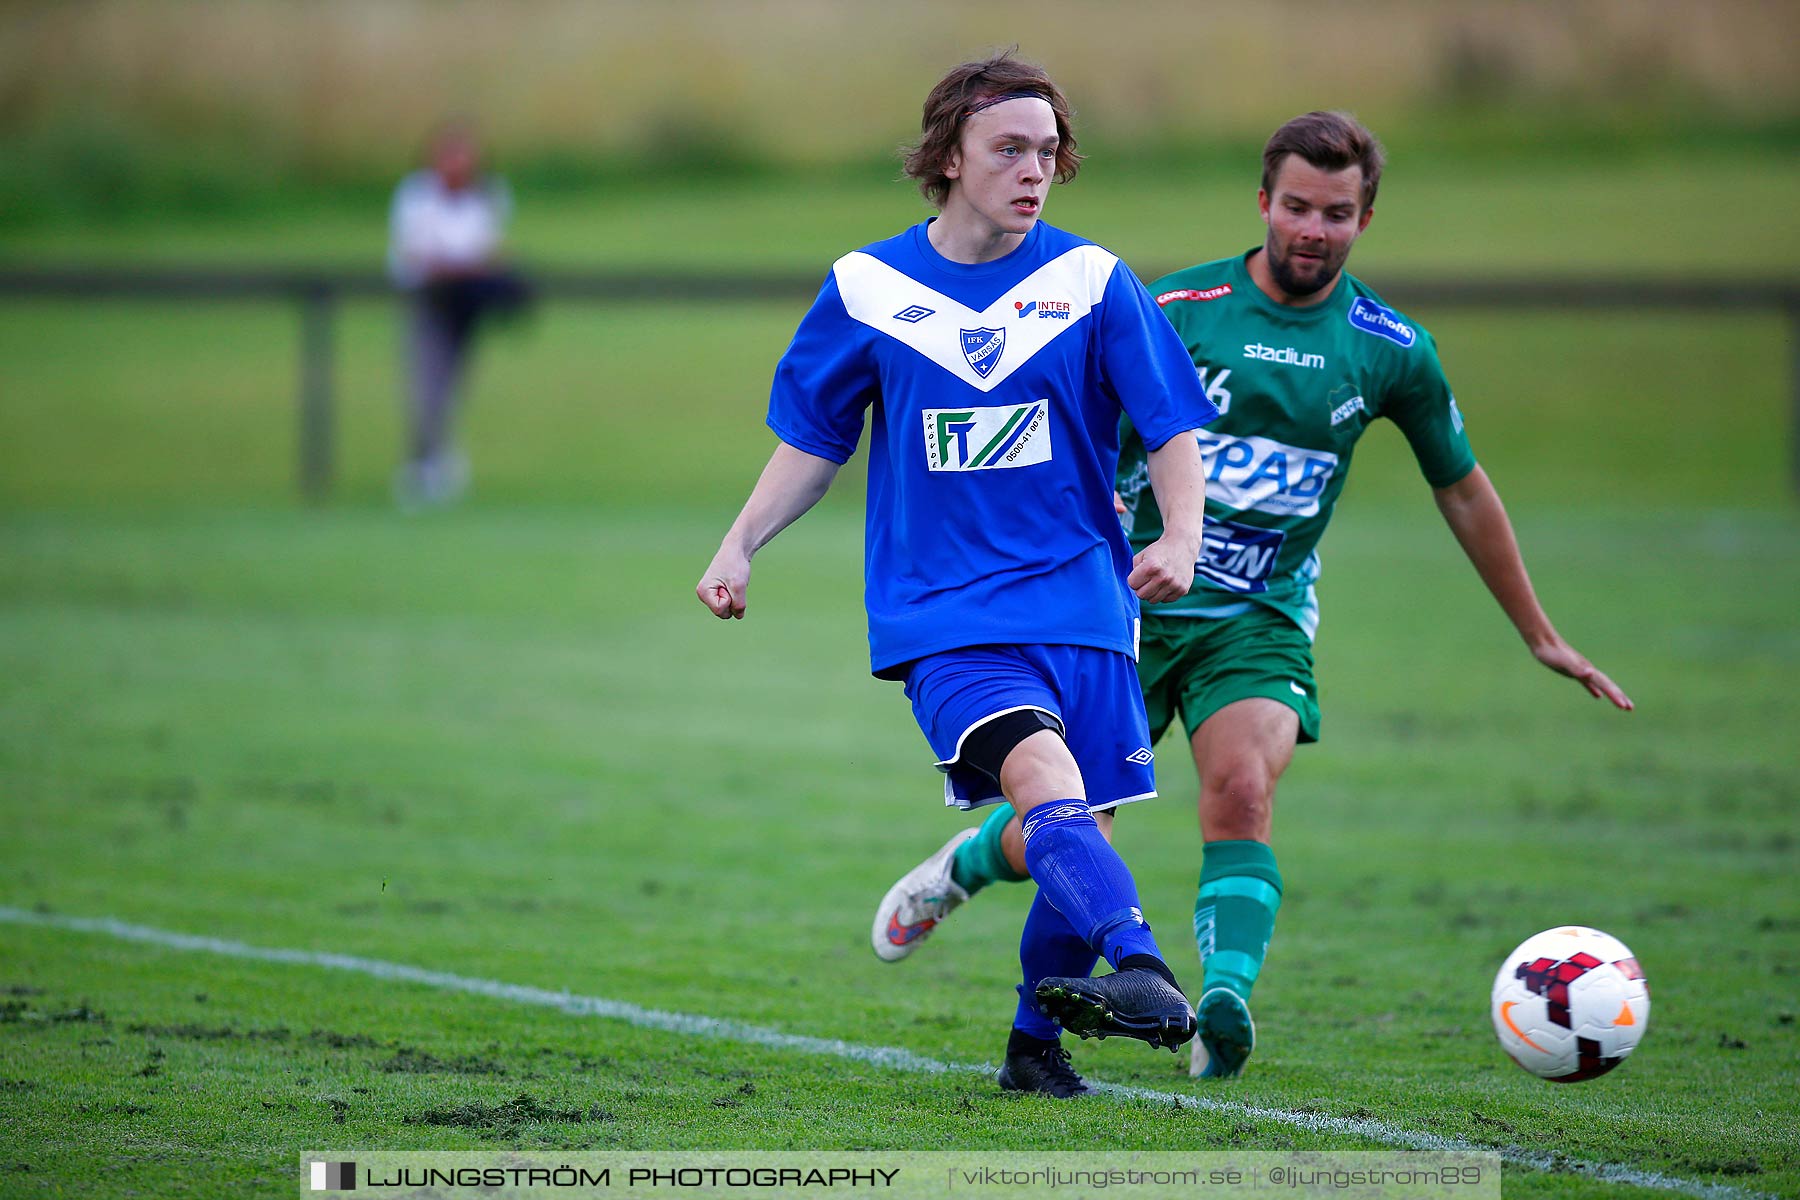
[1128,538,1196,604]
[696,549,750,619]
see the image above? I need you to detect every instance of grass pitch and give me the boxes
[1,500,1795,1198]
[1,153,1797,1197]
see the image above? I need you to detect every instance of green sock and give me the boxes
[1194,840,1283,1000]
[950,803,1028,896]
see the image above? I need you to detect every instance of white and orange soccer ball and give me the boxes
[1491,925,1650,1082]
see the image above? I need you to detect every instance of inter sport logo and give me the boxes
[922,403,1052,472]
[959,327,1006,379]
[1014,299,1072,320]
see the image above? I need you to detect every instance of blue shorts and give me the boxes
[902,644,1158,812]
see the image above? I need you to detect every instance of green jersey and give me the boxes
[1119,250,1476,638]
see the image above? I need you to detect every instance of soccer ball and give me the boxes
[1490,925,1649,1082]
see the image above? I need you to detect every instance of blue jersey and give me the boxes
[766,220,1218,677]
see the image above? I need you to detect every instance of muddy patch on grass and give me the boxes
[407,1092,615,1138]
[709,1080,757,1109]
[378,1048,508,1075]
[1,1002,107,1025]
[127,1022,292,1042]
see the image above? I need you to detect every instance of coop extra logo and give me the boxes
[1155,284,1233,306]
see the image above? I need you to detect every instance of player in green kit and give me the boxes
[872,110,1632,1083]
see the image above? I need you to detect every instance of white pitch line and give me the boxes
[0,906,1771,1200]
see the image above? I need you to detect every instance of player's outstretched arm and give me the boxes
[1432,466,1633,711]
[697,441,841,620]
[1129,429,1209,603]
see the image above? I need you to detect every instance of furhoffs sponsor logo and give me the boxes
[1347,296,1416,347]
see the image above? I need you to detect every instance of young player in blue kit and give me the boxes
[696,53,1219,1096]
[872,111,1634,1085]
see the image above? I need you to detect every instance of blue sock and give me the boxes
[1019,800,1164,970]
[1013,888,1098,1039]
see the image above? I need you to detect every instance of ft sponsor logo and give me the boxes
[922,403,1052,471]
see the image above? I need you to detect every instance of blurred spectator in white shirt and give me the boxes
[388,121,528,508]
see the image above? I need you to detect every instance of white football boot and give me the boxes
[871,828,977,961]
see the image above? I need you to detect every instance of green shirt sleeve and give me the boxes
[1383,328,1477,489]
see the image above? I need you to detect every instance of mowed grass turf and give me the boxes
[0,501,1795,1199]
[2,154,1798,1196]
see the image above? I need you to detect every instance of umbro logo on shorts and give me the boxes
[1126,747,1154,765]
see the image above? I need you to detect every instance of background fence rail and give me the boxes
[3,267,1796,502]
